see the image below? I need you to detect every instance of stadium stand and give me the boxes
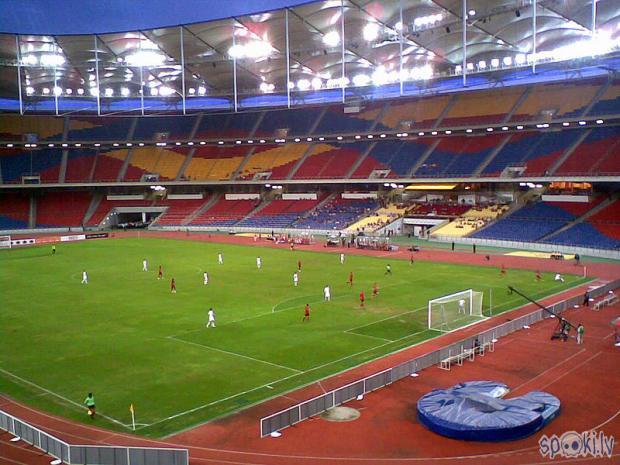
[65,150,98,182]
[292,144,358,179]
[256,108,324,136]
[85,197,153,226]
[365,140,434,177]
[346,204,407,233]
[0,148,62,183]
[152,198,208,226]
[587,80,620,116]
[441,88,522,126]
[431,205,510,237]
[378,95,451,129]
[292,196,378,230]
[237,195,327,228]
[0,115,66,141]
[36,191,91,227]
[0,192,30,229]
[183,145,246,181]
[238,144,308,180]
[189,198,258,227]
[312,103,381,134]
[67,117,132,141]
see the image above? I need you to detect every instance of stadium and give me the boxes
[0,0,619,464]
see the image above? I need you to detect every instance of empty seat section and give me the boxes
[0,115,65,142]
[588,80,620,116]
[65,150,98,182]
[240,144,306,180]
[0,148,62,183]
[471,202,576,242]
[132,115,197,140]
[483,131,581,176]
[556,127,620,175]
[313,105,376,134]
[0,192,30,229]
[380,96,450,130]
[237,196,326,228]
[292,144,360,179]
[194,113,234,139]
[256,108,322,136]
[416,135,501,177]
[67,117,132,141]
[543,223,619,250]
[442,88,521,126]
[154,198,207,226]
[36,191,91,227]
[184,145,246,181]
[292,197,378,230]
[123,147,187,181]
[587,199,620,241]
[510,81,601,121]
[365,140,431,177]
[189,199,257,227]
[91,150,127,182]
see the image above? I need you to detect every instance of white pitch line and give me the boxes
[166,336,302,374]
[0,367,130,429]
[343,330,393,342]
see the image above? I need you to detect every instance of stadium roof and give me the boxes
[0,0,618,110]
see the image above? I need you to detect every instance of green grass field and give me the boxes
[0,237,588,437]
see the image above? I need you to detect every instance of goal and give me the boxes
[0,235,11,249]
[428,289,484,331]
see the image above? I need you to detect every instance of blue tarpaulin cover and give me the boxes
[417,381,560,441]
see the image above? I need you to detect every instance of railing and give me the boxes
[260,279,620,437]
[0,409,188,465]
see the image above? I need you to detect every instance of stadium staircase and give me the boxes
[547,129,592,175]
[58,117,70,183]
[538,194,619,242]
[286,107,329,180]
[234,197,271,225]
[474,135,512,176]
[117,118,138,181]
[292,192,337,224]
[581,79,612,116]
[82,193,103,225]
[231,112,266,180]
[182,194,220,225]
[28,194,36,229]
[345,103,392,178]
[409,139,442,176]
[176,114,204,180]
[431,94,458,129]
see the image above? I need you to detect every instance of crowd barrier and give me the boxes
[260,279,620,437]
[0,409,188,465]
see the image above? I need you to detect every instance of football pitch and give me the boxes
[0,237,588,437]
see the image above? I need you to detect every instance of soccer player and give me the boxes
[302,303,310,322]
[83,393,96,419]
[372,282,379,298]
[500,265,506,276]
[290,242,295,252]
[218,253,224,265]
[385,264,392,275]
[52,245,56,255]
[410,255,414,265]
[203,271,209,285]
[324,285,331,302]
[293,271,299,287]
[359,291,365,308]
[257,256,262,270]
[206,308,216,328]
[577,323,584,344]
[158,265,163,280]
[171,278,177,293]
[340,253,345,265]
[554,273,565,282]
[348,271,354,287]
[458,298,466,314]
[142,259,148,272]
[81,270,88,284]
[297,259,302,273]
[536,270,542,282]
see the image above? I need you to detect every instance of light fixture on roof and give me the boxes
[596,119,604,124]
[89,87,99,97]
[7,143,13,147]
[156,142,167,147]
[42,87,50,95]
[188,88,196,95]
[138,142,145,147]
[175,142,181,146]
[187,142,194,145]
[478,60,487,69]
[113,143,119,147]
[579,121,586,125]
[380,134,386,138]
[323,30,340,47]
[150,88,158,96]
[418,131,425,136]
[26,86,34,95]
[402,132,409,137]
[228,40,273,59]
[22,54,38,66]
[311,77,322,90]
[363,22,380,41]
[218,141,224,145]
[259,82,275,93]
[125,50,166,67]
[491,58,499,67]
[367,134,374,139]
[355,135,361,139]
[352,74,370,87]
[297,79,310,91]
[318,136,325,141]
[337,136,343,140]
[104,88,114,97]
[121,87,130,97]
[503,56,512,66]
[445,130,452,135]
[75,143,81,147]
[65,88,73,95]
[61,143,68,147]
[94,143,101,147]
[466,63,474,71]
[466,129,473,133]
[455,65,462,74]
[48,143,54,147]
[431,131,437,135]
[260,139,266,143]
[413,13,443,28]
[294,138,301,142]
[40,53,66,67]
[199,141,206,145]
[468,9,476,16]
[411,65,433,80]
[502,126,509,131]
[159,86,175,97]
[516,125,524,130]
[127,143,133,147]
[486,127,494,132]
[198,86,206,95]
[562,122,570,126]
[236,140,242,144]
[515,53,526,65]
[306,137,313,141]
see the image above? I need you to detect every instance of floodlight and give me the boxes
[323,31,340,47]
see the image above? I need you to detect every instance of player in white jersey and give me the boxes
[340,253,345,265]
[218,253,223,265]
[554,273,564,282]
[256,256,262,270]
[206,308,216,328]
[458,298,466,314]
[81,270,88,284]
[142,259,148,272]
[323,285,331,301]
[293,271,299,287]
[203,271,209,285]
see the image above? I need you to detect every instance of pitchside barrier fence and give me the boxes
[260,279,620,437]
[0,409,188,465]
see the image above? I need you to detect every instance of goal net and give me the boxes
[0,235,11,249]
[428,289,484,331]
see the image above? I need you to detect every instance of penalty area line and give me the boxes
[0,367,131,429]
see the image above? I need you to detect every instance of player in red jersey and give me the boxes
[170,278,176,293]
[536,270,542,282]
[348,271,354,286]
[302,303,310,322]
[158,265,163,280]
[359,291,365,308]
[372,282,379,298]
[298,259,302,273]
[410,255,414,265]
[500,265,506,276]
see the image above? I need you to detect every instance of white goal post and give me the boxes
[428,289,484,331]
[0,235,11,249]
